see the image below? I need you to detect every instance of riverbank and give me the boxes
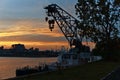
[6,60,120,80]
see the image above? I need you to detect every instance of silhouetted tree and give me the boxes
[75,0,120,60]
[75,0,120,42]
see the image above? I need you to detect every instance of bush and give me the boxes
[92,38,120,61]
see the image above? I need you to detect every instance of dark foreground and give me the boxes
[102,67,120,80]
[6,61,120,80]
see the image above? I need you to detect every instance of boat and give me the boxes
[57,47,102,68]
[54,46,91,68]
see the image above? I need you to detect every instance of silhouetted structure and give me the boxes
[0,44,59,57]
[16,64,49,76]
[11,44,26,54]
[45,4,90,53]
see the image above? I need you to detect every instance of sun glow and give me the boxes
[0,41,69,50]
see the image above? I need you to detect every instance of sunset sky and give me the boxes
[0,0,95,50]
[0,19,68,50]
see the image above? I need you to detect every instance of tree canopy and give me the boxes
[75,0,120,60]
[75,0,120,42]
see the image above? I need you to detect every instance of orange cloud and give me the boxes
[0,19,63,37]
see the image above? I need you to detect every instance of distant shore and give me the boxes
[0,56,57,58]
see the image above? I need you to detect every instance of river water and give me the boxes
[0,57,57,80]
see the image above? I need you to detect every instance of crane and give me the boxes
[44,4,90,53]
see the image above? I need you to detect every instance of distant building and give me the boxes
[0,46,4,54]
[11,44,26,53]
[0,46,4,50]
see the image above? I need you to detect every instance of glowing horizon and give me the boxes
[0,41,69,50]
[0,20,69,50]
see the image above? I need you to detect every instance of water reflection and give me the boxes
[0,57,57,79]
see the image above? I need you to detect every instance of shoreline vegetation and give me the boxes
[5,60,120,80]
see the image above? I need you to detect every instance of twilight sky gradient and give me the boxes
[0,0,95,50]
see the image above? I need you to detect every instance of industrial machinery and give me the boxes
[44,4,90,53]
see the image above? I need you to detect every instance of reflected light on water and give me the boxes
[0,57,57,79]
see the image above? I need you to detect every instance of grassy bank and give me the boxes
[6,61,120,80]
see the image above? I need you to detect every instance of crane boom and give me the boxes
[44,4,89,53]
